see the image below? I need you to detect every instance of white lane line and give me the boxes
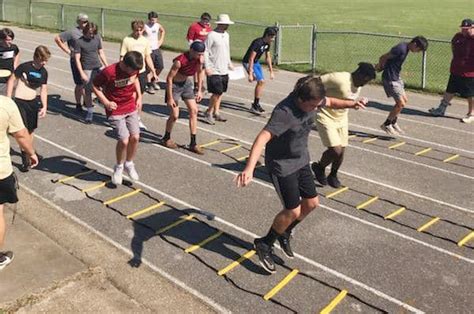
[18,183,231,314]
[44,82,474,214]
[34,133,425,314]
[36,104,474,261]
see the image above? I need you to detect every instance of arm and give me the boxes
[166,61,179,107]
[145,54,156,79]
[39,84,48,118]
[375,52,393,72]
[54,34,71,55]
[6,74,17,98]
[186,25,195,44]
[13,51,20,69]
[247,51,257,82]
[75,52,88,83]
[158,26,165,48]
[204,36,213,76]
[133,75,142,111]
[195,63,204,102]
[265,51,274,79]
[98,48,108,67]
[92,84,117,111]
[119,38,127,61]
[235,129,273,187]
[326,97,367,110]
[12,128,38,167]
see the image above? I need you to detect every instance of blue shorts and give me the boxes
[243,62,264,82]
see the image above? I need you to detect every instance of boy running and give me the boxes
[312,63,375,188]
[120,20,157,130]
[243,27,277,114]
[6,45,51,172]
[144,11,166,93]
[92,51,143,185]
[74,22,108,123]
[376,36,428,135]
[162,41,206,155]
[0,28,20,95]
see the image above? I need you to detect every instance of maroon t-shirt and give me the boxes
[174,53,201,76]
[93,63,139,116]
[450,33,474,77]
[186,22,212,42]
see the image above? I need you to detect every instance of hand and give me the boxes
[136,98,142,111]
[38,107,47,118]
[354,97,368,110]
[374,63,383,72]
[81,74,89,83]
[205,68,213,76]
[167,98,177,108]
[29,153,39,168]
[234,169,253,187]
[228,64,235,71]
[248,72,254,82]
[195,91,203,103]
[269,71,275,80]
[105,101,117,110]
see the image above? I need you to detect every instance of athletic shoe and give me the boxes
[250,103,265,115]
[311,162,327,186]
[124,161,139,182]
[256,104,265,113]
[152,82,161,90]
[214,113,227,122]
[254,238,276,274]
[145,85,155,95]
[428,106,446,117]
[380,123,398,135]
[75,103,84,113]
[461,115,474,124]
[189,144,204,155]
[0,251,14,270]
[327,174,341,188]
[163,139,178,149]
[138,119,147,131]
[111,164,124,185]
[204,112,215,125]
[277,234,294,259]
[85,111,93,124]
[391,123,405,134]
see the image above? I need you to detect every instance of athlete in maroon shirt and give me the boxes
[186,13,212,44]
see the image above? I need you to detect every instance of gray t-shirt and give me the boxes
[74,36,103,70]
[264,94,316,177]
[59,27,83,57]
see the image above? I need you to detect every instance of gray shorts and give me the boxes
[165,78,195,104]
[84,68,101,93]
[383,79,405,100]
[108,111,140,140]
[0,82,7,96]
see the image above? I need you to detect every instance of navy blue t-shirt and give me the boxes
[243,37,270,63]
[382,42,409,81]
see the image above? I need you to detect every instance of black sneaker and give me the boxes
[75,103,84,113]
[250,104,260,115]
[255,103,265,113]
[327,173,341,188]
[254,238,276,274]
[278,234,294,259]
[0,251,14,270]
[311,162,327,186]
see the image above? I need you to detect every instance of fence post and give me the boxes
[0,0,4,21]
[421,49,427,89]
[276,23,282,65]
[100,8,105,37]
[28,0,32,26]
[60,4,64,30]
[311,24,317,74]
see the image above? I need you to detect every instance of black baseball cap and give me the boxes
[190,40,206,52]
[460,18,473,28]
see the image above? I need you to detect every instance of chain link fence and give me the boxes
[0,0,452,92]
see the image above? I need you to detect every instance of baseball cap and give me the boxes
[460,18,473,28]
[190,40,206,53]
[77,13,89,22]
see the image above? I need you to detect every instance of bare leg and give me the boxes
[388,95,407,121]
[0,204,5,248]
[184,99,198,135]
[116,138,129,164]
[126,134,139,162]
[74,85,84,106]
[467,97,473,116]
[255,80,265,99]
[165,104,180,134]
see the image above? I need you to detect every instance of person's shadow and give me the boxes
[367,100,459,120]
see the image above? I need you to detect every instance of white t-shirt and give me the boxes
[204,30,231,75]
[144,22,162,50]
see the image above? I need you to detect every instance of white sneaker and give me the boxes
[138,119,147,130]
[0,251,14,270]
[380,123,398,135]
[152,82,160,90]
[85,111,93,123]
[392,123,405,134]
[124,161,139,181]
[204,112,215,125]
[461,115,474,124]
[112,164,124,185]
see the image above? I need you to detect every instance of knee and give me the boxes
[396,98,407,109]
[119,138,129,146]
[129,134,140,143]
[168,112,179,122]
[188,107,198,119]
[329,147,344,157]
[257,80,265,87]
[307,197,319,211]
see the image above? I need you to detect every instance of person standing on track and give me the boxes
[311,63,375,188]
[203,14,234,125]
[54,13,89,112]
[144,11,166,94]
[0,28,20,96]
[243,26,277,114]
[162,41,206,155]
[120,20,157,130]
[6,45,50,172]
[92,51,143,185]
[74,22,108,123]
[0,95,38,271]
[429,19,474,123]
[375,36,428,135]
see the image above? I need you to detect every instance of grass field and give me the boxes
[4,0,471,92]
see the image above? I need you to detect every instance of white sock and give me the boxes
[124,161,134,167]
[87,107,94,113]
[116,163,124,168]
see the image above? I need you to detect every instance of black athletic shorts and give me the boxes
[446,74,474,98]
[15,98,41,133]
[151,49,164,71]
[138,71,147,94]
[207,74,229,95]
[270,164,318,210]
[0,173,19,204]
[70,58,83,86]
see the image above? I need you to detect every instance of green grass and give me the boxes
[3,0,468,92]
